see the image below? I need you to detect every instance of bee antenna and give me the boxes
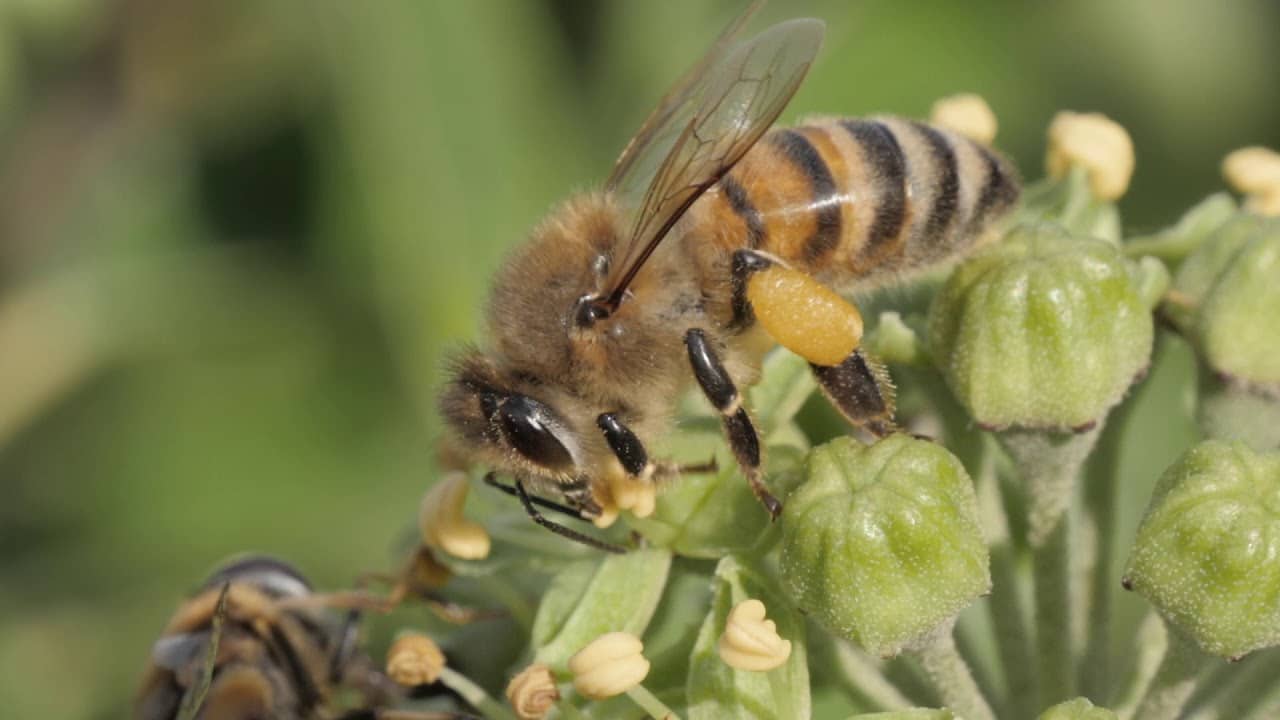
[511,478,627,554]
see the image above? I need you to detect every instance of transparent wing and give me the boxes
[606,0,765,190]
[599,14,824,309]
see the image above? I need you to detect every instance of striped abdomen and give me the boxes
[695,117,1020,288]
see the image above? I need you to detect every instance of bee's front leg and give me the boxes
[684,328,780,519]
[731,249,897,438]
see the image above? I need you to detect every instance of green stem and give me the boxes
[999,425,1100,709]
[626,683,681,720]
[556,697,590,720]
[988,537,1037,718]
[438,666,518,720]
[975,439,1038,719]
[1032,514,1074,707]
[921,368,1035,718]
[910,621,996,720]
[1079,394,1138,700]
[1184,649,1280,720]
[1196,368,1280,451]
[1131,627,1209,720]
[1111,610,1168,718]
[827,638,915,711]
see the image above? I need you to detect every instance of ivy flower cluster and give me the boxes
[376,96,1280,720]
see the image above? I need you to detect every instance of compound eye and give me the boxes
[497,395,576,473]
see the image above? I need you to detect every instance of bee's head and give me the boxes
[440,350,582,479]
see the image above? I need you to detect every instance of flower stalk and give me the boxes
[908,620,996,720]
[1130,627,1208,720]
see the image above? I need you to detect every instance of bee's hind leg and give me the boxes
[731,248,898,438]
[811,349,898,438]
[684,327,780,519]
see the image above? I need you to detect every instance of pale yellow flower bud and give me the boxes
[1223,146,1280,217]
[568,632,650,699]
[717,598,793,671]
[505,663,560,720]
[1244,190,1280,217]
[419,471,490,560]
[930,93,998,145]
[386,632,445,686]
[1046,111,1135,201]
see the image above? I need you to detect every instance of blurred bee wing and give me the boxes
[151,632,209,673]
[600,14,824,309]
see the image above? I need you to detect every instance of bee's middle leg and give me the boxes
[731,249,897,438]
[684,327,780,519]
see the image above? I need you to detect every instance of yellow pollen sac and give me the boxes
[745,265,863,367]
[606,460,657,519]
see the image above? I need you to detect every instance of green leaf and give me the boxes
[530,548,671,672]
[687,556,809,720]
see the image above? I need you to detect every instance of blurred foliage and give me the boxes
[0,0,1277,717]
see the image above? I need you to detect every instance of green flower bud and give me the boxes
[1169,215,1280,389]
[1038,698,1118,720]
[780,435,990,657]
[1123,441,1280,659]
[928,223,1154,431]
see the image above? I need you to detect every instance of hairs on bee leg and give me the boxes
[684,328,780,519]
[513,479,628,554]
[811,349,899,438]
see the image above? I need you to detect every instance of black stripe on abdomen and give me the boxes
[770,129,842,263]
[719,174,766,248]
[839,120,907,261]
[971,142,1018,230]
[911,122,960,247]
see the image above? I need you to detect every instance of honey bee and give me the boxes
[440,2,1020,552]
[135,555,463,720]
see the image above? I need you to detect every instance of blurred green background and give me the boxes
[1,1,1277,716]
